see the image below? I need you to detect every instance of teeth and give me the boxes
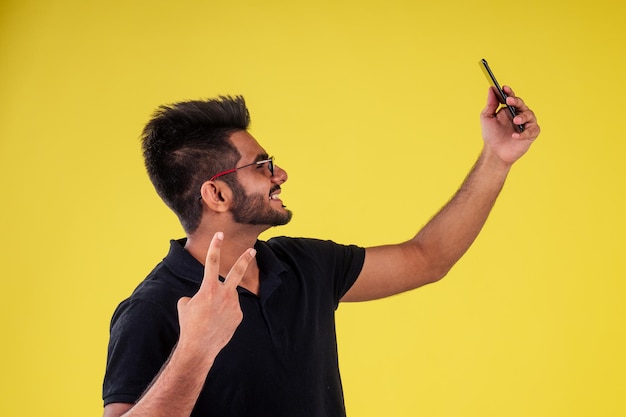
[270,194,280,200]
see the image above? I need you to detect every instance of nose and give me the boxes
[271,164,288,184]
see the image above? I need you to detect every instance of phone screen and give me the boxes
[479,59,524,132]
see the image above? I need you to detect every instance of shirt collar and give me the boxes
[163,238,286,299]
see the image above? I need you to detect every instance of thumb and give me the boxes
[481,86,500,118]
[177,296,191,311]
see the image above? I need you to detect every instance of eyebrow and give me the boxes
[253,152,269,163]
[237,152,270,168]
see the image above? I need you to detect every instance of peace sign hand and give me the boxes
[176,232,256,362]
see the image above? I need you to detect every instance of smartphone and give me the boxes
[479,58,524,132]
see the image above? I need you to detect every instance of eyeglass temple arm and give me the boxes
[208,168,238,182]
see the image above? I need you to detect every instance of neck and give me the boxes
[184,224,265,295]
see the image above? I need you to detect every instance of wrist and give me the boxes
[480,145,513,175]
[172,338,216,371]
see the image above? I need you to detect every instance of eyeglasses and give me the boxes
[209,156,274,181]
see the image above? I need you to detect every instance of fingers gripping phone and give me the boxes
[479,59,524,132]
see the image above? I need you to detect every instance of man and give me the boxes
[103,87,540,417]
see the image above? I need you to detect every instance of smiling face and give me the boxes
[227,131,292,227]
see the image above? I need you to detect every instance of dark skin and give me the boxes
[104,85,539,417]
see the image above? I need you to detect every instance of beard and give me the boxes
[230,184,293,227]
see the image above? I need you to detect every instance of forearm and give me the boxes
[343,87,539,302]
[119,345,215,417]
[343,146,512,302]
[412,84,540,279]
[411,146,511,279]
[106,234,252,417]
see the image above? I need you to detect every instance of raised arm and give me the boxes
[342,86,540,302]
[104,233,256,417]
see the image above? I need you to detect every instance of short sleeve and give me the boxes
[318,239,365,304]
[265,237,366,307]
[102,297,179,405]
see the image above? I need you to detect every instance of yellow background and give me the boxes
[1,0,624,416]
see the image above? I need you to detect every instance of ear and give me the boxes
[199,181,232,213]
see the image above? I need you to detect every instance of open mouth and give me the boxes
[269,187,282,201]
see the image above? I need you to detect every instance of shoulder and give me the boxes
[121,262,195,311]
[121,239,202,310]
[265,236,364,259]
[109,249,201,336]
[261,237,365,305]
[106,266,186,369]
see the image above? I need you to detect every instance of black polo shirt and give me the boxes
[103,237,365,416]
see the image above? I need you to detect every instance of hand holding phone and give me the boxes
[479,59,524,132]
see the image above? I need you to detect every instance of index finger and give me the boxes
[196,231,225,296]
[502,85,517,98]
